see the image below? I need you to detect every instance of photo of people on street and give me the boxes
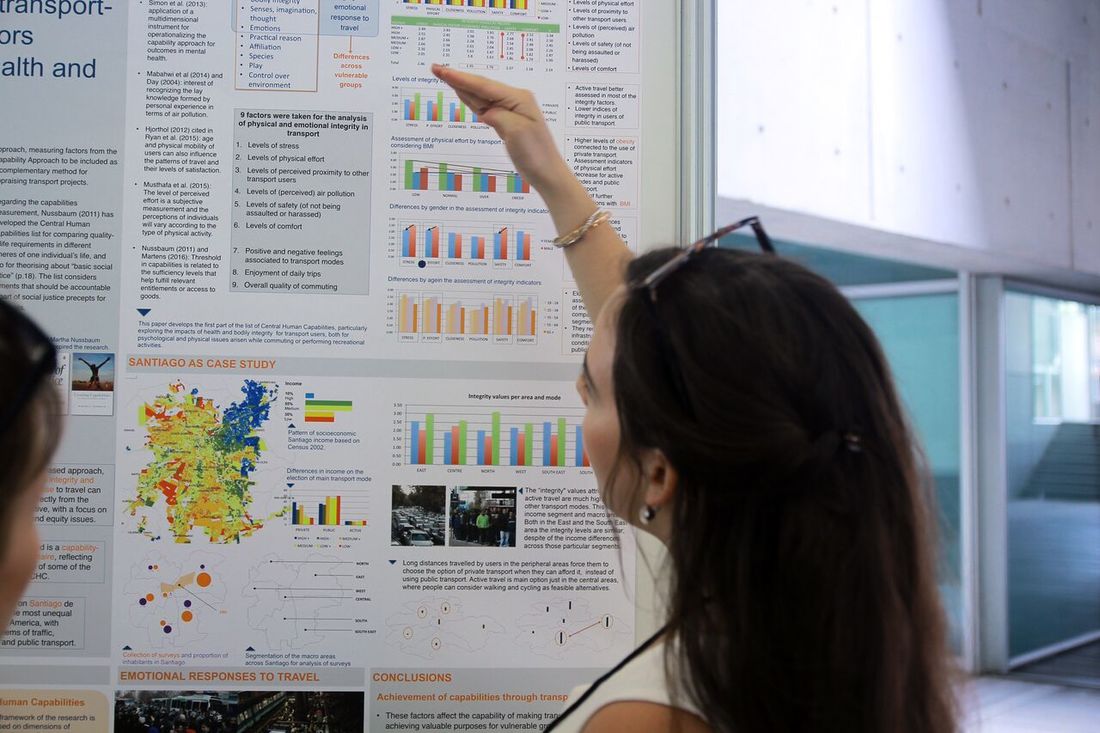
[449,487,517,548]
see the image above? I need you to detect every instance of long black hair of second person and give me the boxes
[607,248,958,732]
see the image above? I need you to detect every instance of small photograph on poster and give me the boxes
[71,352,114,391]
[70,352,114,416]
[391,484,446,547]
[113,689,365,732]
[449,486,517,548]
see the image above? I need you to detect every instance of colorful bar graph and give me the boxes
[400,222,535,263]
[402,159,530,194]
[304,393,353,423]
[405,407,586,467]
[397,292,537,341]
[402,89,480,124]
[291,496,367,526]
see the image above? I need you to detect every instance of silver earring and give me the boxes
[640,504,657,524]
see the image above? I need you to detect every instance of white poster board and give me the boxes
[0,0,680,728]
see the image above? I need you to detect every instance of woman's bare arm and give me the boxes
[431,65,633,322]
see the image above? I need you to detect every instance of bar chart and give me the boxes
[395,291,538,343]
[399,88,480,125]
[401,157,532,194]
[402,405,589,467]
[303,393,354,424]
[397,220,536,264]
[289,491,369,527]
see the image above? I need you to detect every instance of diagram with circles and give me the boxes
[386,598,505,659]
[124,551,228,649]
[516,598,631,660]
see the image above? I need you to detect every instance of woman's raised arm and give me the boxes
[431,64,633,323]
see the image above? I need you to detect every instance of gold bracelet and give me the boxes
[551,209,611,248]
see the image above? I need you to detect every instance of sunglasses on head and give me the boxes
[634,216,774,303]
[628,217,773,413]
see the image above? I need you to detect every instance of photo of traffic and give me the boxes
[391,485,447,547]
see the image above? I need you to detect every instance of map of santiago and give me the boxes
[127,379,286,543]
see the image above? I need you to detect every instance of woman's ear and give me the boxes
[640,447,678,511]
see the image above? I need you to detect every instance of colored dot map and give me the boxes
[125,552,226,648]
[126,379,286,543]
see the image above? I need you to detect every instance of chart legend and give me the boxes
[304,394,354,423]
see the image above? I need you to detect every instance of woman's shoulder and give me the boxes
[555,638,711,733]
[581,700,711,733]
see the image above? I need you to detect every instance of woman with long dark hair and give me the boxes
[433,66,958,733]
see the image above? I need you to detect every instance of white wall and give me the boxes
[716,0,1100,288]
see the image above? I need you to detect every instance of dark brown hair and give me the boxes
[611,248,957,732]
[0,307,63,538]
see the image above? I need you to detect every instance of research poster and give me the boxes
[0,0,668,730]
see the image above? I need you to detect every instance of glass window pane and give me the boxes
[1006,291,1100,661]
[854,294,962,651]
[1092,308,1100,421]
[719,236,964,653]
[722,233,956,286]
